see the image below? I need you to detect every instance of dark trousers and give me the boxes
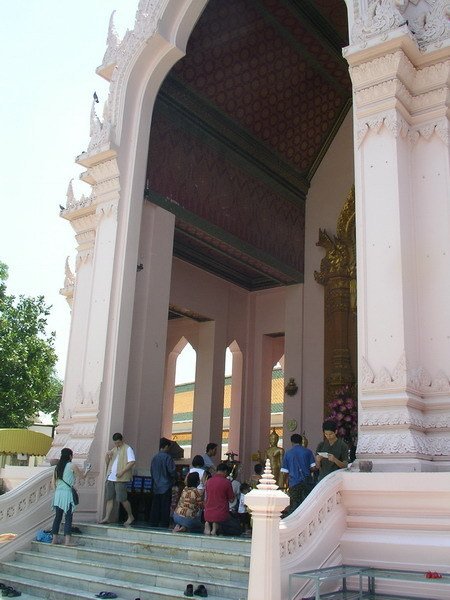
[149,488,172,527]
[52,506,73,536]
[288,479,313,514]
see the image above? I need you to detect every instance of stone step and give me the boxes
[0,575,102,600]
[0,572,237,600]
[301,590,436,599]
[72,533,250,568]
[75,523,251,555]
[0,563,246,600]
[7,553,247,599]
[28,544,248,583]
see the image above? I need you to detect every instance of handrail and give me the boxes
[278,470,450,600]
[279,471,347,598]
[0,467,53,560]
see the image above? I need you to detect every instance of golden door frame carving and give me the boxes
[314,186,357,411]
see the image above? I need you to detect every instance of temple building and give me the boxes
[52,0,450,505]
[2,1,447,597]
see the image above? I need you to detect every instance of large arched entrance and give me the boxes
[124,0,353,471]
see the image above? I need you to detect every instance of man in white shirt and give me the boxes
[99,433,135,526]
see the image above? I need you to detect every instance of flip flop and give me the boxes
[95,592,117,599]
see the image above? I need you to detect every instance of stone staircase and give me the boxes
[0,524,250,600]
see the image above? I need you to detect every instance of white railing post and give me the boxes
[245,459,290,600]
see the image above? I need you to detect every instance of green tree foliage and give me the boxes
[0,261,62,427]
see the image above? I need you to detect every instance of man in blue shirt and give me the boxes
[149,437,177,528]
[281,434,316,514]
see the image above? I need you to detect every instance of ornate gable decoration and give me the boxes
[92,1,168,148]
[351,0,450,51]
[59,257,76,309]
[77,1,169,162]
[314,187,356,286]
[87,99,112,155]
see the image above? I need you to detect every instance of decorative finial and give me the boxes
[66,179,75,209]
[90,100,102,138]
[64,257,75,287]
[257,459,279,490]
[106,10,120,49]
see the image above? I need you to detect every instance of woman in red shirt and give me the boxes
[203,463,234,535]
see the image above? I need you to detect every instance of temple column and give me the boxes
[49,150,121,517]
[345,6,450,468]
[257,336,277,448]
[227,341,243,459]
[283,284,303,439]
[161,346,181,440]
[124,204,175,468]
[191,321,226,458]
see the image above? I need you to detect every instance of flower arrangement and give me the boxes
[327,385,357,443]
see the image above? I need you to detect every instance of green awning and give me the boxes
[0,429,52,456]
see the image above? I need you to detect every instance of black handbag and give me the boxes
[71,487,80,505]
[62,478,79,506]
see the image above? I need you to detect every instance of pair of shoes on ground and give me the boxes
[1,587,21,597]
[184,584,208,597]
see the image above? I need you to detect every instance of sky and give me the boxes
[0,1,235,386]
[0,1,201,383]
[0,2,140,378]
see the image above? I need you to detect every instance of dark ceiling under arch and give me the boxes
[146,0,351,291]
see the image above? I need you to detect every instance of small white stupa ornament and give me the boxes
[257,458,279,491]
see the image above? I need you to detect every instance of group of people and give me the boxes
[280,420,349,514]
[50,421,349,541]
[148,439,248,535]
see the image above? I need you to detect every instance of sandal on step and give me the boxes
[194,585,208,597]
[2,588,21,597]
[95,592,117,599]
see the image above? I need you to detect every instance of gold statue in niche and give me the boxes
[265,428,285,488]
[314,186,357,407]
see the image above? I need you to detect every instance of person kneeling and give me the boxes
[203,462,234,536]
[173,472,203,533]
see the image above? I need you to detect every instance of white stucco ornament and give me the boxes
[59,257,75,308]
[352,0,406,45]
[352,0,450,50]
[101,11,121,72]
[63,179,92,213]
[87,99,112,155]
[96,0,168,134]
